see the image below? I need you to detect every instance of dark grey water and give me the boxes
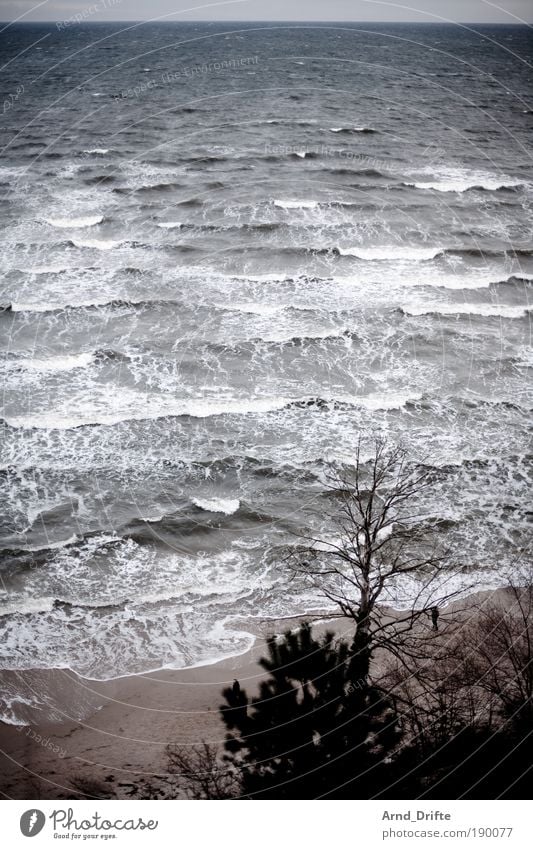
[0,22,531,720]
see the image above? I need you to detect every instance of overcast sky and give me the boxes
[3,0,533,24]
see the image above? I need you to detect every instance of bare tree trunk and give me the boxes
[288,438,473,681]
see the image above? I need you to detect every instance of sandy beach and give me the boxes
[0,616,358,799]
[0,590,508,800]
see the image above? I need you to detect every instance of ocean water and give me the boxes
[0,22,531,722]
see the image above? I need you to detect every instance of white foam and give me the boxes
[8,535,80,553]
[231,272,293,283]
[4,387,427,430]
[336,269,508,291]
[45,215,103,228]
[0,596,56,616]
[165,396,291,420]
[192,497,240,514]
[337,272,497,291]
[329,126,375,133]
[404,168,526,193]
[356,391,422,411]
[82,148,109,155]
[258,327,350,343]
[274,200,319,209]
[3,391,293,430]
[304,392,420,412]
[0,541,266,679]
[408,178,524,192]
[20,353,94,372]
[403,303,528,318]
[30,265,69,274]
[156,221,182,229]
[71,238,122,250]
[339,246,443,261]
[382,566,510,611]
[10,300,113,312]
[0,694,44,726]
[408,275,497,291]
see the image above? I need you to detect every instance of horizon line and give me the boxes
[2,19,532,26]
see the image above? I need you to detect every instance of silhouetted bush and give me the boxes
[220,623,411,798]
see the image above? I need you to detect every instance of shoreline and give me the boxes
[0,615,355,799]
[0,590,508,799]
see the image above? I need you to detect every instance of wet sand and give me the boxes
[0,617,356,799]
[0,590,508,799]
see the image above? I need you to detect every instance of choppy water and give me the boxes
[0,22,531,722]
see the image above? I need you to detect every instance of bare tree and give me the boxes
[165,742,240,799]
[378,569,533,799]
[384,646,493,760]
[462,568,533,728]
[289,439,472,682]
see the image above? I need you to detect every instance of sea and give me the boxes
[0,22,531,724]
